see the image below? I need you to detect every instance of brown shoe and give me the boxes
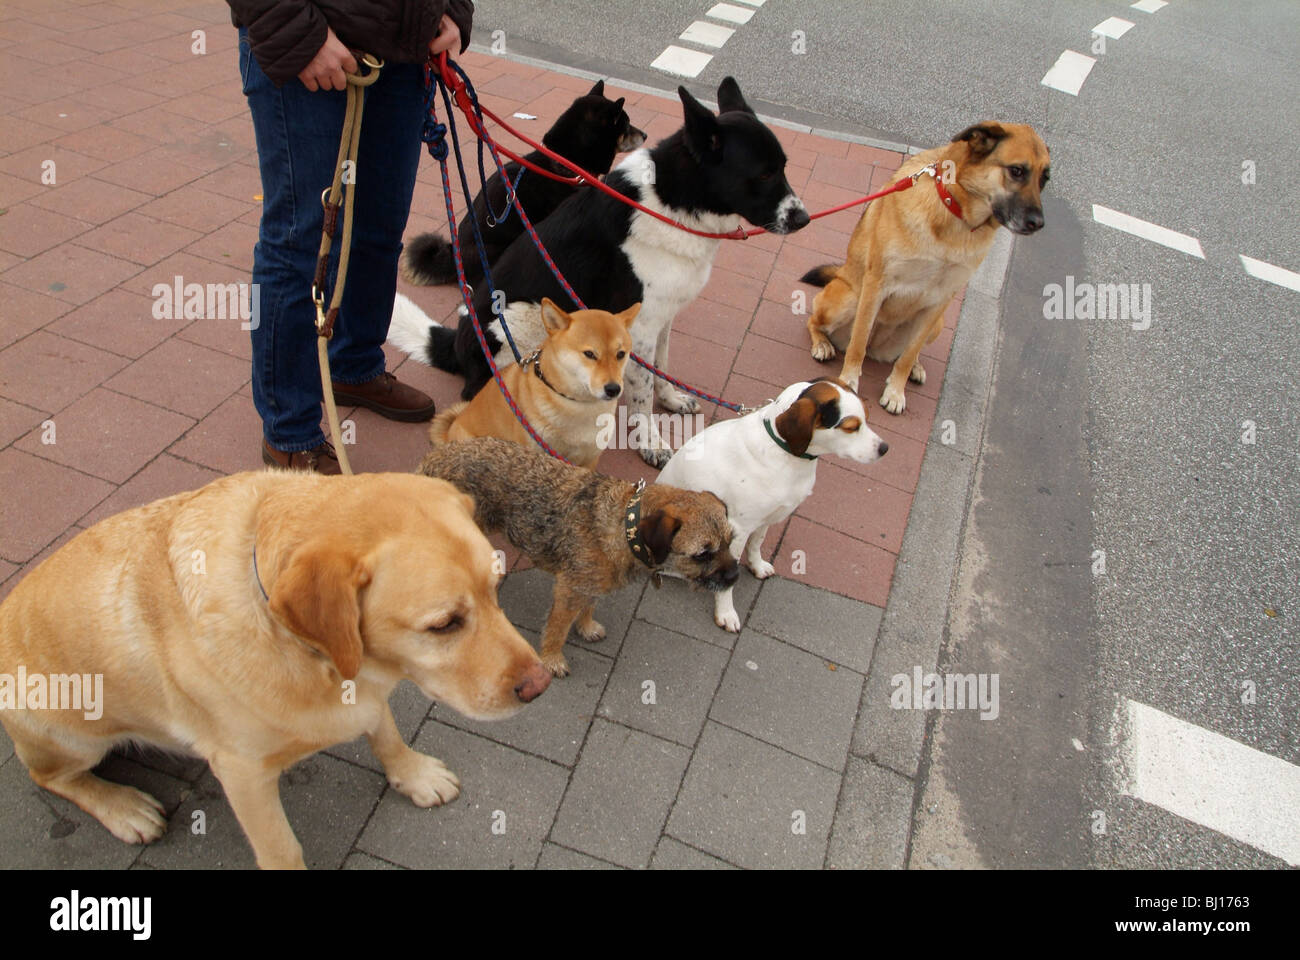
[332,370,436,422]
[262,439,342,475]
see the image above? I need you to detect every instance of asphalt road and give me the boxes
[470,0,1300,868]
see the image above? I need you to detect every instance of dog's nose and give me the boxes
[720,561,740,586]
[878,441,889,456]
[1023,209,1044,232]
[514,661,552,703]
[604,382,621,399]
[786,206,810,232]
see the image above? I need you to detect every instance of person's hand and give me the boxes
[429,15,460,56]
[298,27,357,92]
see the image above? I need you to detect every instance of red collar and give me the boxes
[932,174,964,221]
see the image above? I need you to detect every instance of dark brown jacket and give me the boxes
[228,0,473,86]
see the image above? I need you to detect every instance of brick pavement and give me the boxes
[0,0,969,869]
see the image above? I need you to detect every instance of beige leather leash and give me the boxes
[312,52,384,476]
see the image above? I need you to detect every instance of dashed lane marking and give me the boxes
[1092,204,1205,258]
[680,20,735,49]
[706,2,756,25]
[1131,0,1168,12]
[1093,17,1135,39]
[1122,699,1300,866]
[1041,50,1096,96]
[1239,255,1300,293]
[650,45,713,78]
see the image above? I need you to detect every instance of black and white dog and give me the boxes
[399,80,645,291]
[388,77,809,467]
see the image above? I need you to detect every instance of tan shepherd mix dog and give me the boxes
[430,298,640,468]
[0,471,550,869]
[801,123,1050,414]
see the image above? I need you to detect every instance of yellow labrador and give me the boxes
[0,470,550,869]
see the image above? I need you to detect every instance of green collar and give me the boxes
[623,479,658,569]
[764,417,818,460]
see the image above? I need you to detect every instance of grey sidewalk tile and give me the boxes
[747,577,882,673]
[710,631,864,770]
[140,753,385,870]
[0,722,11,766]
[666,722,840,869]
[0,755,188,869]
[537,842,622,870]
[850,665,929,777]
[499,566,645,659]
[596,620,729,747]
[357,722,568,869]
[826,758,914,869]
[325,679,433,773]
[343,852,406,870]
[651,836,737,870]
[635,573,760,650]
[550,719,690,868]
[430,639,611,767]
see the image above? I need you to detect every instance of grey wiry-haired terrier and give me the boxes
[419,438,739,677]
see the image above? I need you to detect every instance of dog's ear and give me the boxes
[268,538,369,680]
[679,86,722,161]
[588,78,605,97]
[618,302,642,328]
[540,297,572,334]
[774,396,817,457]
[639,508,682,566]
[716,76,755,116]
[611,96,626,116]
[951,123,1008,159]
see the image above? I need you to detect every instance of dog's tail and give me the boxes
[799,264,842,288]
[428,401,469,445]
[399,232,456,286]
[388,293,462,374]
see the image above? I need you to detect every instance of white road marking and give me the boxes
[1121,699,1300,866]
[732,0,767,6]
[1131,0,1168,12]
[1041,50,1096,96]
[1092,204,1205,258]
[1094,16,1135,38]
[680,20,735,49]
[707,2,755,25]
[1240,255,1300,292]
[650,45,713,78]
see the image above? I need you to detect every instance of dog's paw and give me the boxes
[842,374,861,394]
[387,752,461,808]
[749,557,776,579]
[542,652,571,678]
[714,608,742,632]
[880,381,907,414]
[97,783,168,845]
[810,338,836,362]
[640,445,673,469]
[658,389,700,414]
[576,619,606,643]
[909,361,926,385]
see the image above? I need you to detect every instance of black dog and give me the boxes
[399,79,645,290]
[388,77,810,467]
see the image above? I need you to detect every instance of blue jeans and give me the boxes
[238,29,425,452]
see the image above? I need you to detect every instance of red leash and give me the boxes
[434,54,953,240]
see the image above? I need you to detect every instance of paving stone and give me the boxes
[0,329,129,412]
[77,453,221,528]
[0,396,46,450]
[0,752,188,870]
[16,386,194,484]
[140,753,385,870]
[774,516,896,607]
[710,631,864,770]
[324,679,433,774]
[650,836,737,870]
[826,758,914,869]
[47,287,189,360]
[1,241,142,306]
[597,620,729,748]
[747,576,882,673]
[0,448,112,563]
[343,851,406,870]
[536,842,621,870]
[666,722,839,869]
[0,723,12,766]
[634,569,761,650]
[550,719,690,869]
[498,565,644,660]
[104,337,248,418]
[357,722,568,870]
